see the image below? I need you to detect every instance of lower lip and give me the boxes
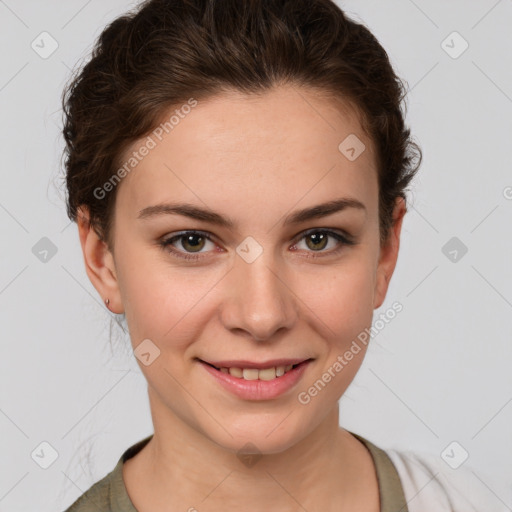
[198,360,312,401]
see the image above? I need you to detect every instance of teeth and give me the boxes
[229,367,243,378]
[223,364,298,380]
[258,367,276,381]
[242,368,259,380]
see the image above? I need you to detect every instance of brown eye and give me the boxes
[159,231,217,260]
[291,229,356,259]
[179,233,207,252]
[304,232,329,251]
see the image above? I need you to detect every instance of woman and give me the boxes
[61,0,499,510]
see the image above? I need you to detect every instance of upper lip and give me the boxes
[199,357,312,369]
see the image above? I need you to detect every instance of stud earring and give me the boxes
[105,298,110,308]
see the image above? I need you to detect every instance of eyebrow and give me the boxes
[137,197,366,228]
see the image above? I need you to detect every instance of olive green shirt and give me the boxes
[64,431,408,511]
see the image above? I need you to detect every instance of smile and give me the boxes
[197,358,313,400]
[202,362,300,381]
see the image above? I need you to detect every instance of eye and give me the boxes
[159,231,217,261]
[290,229,356,258]
[159,228,356,262]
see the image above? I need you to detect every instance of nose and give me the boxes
[220,250,298,341]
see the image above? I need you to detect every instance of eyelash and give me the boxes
[158,229,356,261]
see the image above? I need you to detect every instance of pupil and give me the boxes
[183,234,204,252]
[308,232,327,250]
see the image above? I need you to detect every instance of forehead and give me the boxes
[116,85,378,222]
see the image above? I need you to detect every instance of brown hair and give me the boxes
[61,0,421,250]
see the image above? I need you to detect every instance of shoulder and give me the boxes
[385,447,508,512]
[62,435,152,512]
[63,470,113,512]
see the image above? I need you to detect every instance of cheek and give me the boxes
[296,258,376,345]
[292,263,375,406]
[116,246,225,347]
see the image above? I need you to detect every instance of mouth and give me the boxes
[197,358,313,381]
[197,356,313,400]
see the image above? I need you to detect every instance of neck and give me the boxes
[124,387,376,511]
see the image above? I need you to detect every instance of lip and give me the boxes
[201,357,309,370]
[197,358,313,401]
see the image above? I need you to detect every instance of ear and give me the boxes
[76,206,124,314]
[373,196,406,310]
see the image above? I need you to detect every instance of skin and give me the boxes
[78,84,405,511]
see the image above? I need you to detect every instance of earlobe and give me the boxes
[373,197,406,310]
[77,206,124,314]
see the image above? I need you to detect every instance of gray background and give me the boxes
[1,0,511,510]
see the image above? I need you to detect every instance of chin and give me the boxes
[205,416,312,457]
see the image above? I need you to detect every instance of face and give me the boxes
[81,84,404,455]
